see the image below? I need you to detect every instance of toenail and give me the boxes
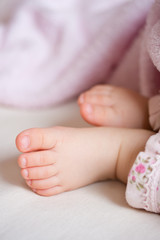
[32,189,36,192]
[79,95,84,104]
[22,169,29,178]
[85,104,93,114]
[21,136,30,150]
[21,157,27,168]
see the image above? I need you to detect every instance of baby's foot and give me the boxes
[16,126,121,196]
[16,126,153,196]
[78,85,150,129]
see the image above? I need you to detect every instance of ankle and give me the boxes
[115,129,154,184]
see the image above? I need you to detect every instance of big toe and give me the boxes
[79,103,120,126]
[16,127,62,152]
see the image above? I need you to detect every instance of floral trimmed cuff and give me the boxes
[126,132,160,213]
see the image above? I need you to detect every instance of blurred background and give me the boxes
[0,0,21,21]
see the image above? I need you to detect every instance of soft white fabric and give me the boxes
[0,0,154,108]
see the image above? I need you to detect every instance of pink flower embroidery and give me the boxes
[132,176,136,182]
[135,164,146,174]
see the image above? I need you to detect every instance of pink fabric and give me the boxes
[108,0,160,97]
[126,132,160,213]
[0,0,158,108]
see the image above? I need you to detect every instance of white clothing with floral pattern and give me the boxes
[126,132,160,213]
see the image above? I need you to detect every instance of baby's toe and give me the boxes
[79,92,114,106]
[78,84,115,106]
[21,164,58,180]
[80,103,117,126]
[16,127,61,152]
[18,150,56,168]
[26,175,60,190]
[32,186,63,197]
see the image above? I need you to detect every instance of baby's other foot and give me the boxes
[78,85,150,129]
[16,126,120,196]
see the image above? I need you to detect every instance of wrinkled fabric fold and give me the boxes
[0,0,157,108]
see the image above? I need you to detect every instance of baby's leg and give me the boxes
[78,85,150,129]
[16,126,153,196]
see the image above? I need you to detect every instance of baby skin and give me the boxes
[16,85,154,197]
[16,126,153,196]
[78,85,150,129]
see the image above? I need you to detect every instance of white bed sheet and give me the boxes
[0,1,160,239]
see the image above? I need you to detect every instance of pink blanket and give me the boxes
[0,0,159,108]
